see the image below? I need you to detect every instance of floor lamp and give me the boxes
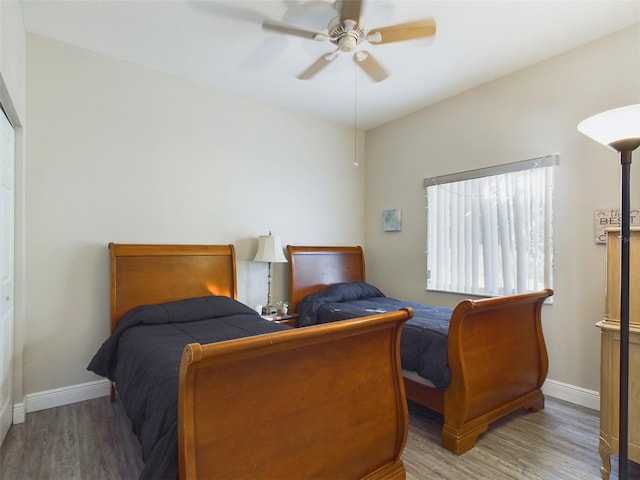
[578,104,640,480]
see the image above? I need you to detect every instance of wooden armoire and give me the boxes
[597,227,640,479]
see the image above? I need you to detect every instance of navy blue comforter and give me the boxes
[297,282,453,388]
[87,296,290,480]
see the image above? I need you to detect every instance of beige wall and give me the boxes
[17,17,640,405]
[0,0,26,406]
[24,34,365,396]
[0,0,26,118]
[364,25,640,396]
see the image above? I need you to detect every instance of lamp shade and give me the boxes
[577,104,640,152]
[253,234,288,263]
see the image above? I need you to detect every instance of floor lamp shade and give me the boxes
[578,104,640,480]
[577,104,640,151]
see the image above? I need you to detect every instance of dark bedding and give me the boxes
[297,282,453,388]
[87,295,291,480]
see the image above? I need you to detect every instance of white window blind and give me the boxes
[424,155,556,297]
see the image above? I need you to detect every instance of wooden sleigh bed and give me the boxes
[287,245,553,455]
[89,243,414,480]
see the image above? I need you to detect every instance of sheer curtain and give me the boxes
[425,157,555,296]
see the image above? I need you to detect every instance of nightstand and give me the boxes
[261,313,299,328]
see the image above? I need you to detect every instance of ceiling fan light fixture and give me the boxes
[339,35,358,52]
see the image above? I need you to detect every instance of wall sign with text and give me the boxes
[594,208,639,244]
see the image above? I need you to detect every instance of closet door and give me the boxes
[0,108,15,445]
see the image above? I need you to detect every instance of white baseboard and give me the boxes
[12,403,25,424]
[10,377,597,425]
[543,378,600,411]
[12,379,111,423]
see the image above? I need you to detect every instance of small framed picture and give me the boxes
[383,209,402,232]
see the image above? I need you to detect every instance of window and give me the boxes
[425,155,556,297]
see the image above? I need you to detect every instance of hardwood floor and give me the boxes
[405,398,639,480]
[1,395,638,479]
[0,396,144,479]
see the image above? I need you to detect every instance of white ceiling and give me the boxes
[19,0,640,130]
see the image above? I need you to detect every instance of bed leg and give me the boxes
[441,423,488,455]
[110,383,117,403]
[523,390,545,412]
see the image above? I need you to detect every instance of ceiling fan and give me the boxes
[262,0,436,83]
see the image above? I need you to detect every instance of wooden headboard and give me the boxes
[108,243,237,332]
[287,245,366,313]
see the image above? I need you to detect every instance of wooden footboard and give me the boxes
[178,308,413,480]
[440,289,553,454]
[286,244,553,455]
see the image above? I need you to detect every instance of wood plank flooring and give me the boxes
[404,398,639,480]
[1,395,638,479]
[1,396,144,479]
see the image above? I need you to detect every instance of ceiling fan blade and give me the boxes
[367,19,437,44]
[354,51,388,83]
[339,0,363,22]
[298,51,339,80]
[262,19,329,41]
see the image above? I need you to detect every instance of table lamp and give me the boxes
[253,232,288,316]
